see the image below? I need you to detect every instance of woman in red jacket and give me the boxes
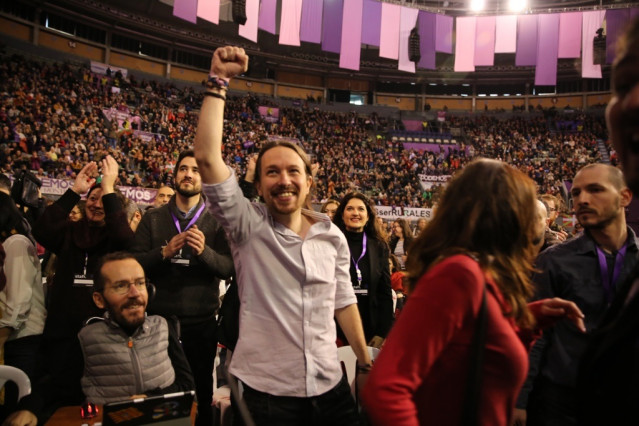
[361,159,585,426]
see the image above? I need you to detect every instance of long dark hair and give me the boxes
[333,192,387,244]
[406,159,538,327]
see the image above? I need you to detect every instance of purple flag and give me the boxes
[475,16,495,66]
[435,14,453,53]
[455,17,476,72]
[322,0,344,53]
[535,14,560,86]
[418,11,436,70]
[606,9,630,64]
[258,0,277,34]
[280,0,303,46]
[495,15,517,53]
[301,0,323,43]
[558,12,582,58]
[380,3,401,60]
[582,10,606,78]
[197,0,220,24]
[239,0,260,43]
[361,0,382,46]
[173,0,197,24]
[516,14,538,66]
[339,0,363,70]
[398,6,419,73]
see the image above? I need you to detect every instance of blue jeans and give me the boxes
[237,376,359,426]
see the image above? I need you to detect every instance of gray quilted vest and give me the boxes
[78,315,176,404]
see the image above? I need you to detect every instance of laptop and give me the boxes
[101,391,195,426]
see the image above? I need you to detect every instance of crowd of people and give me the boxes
[1,51,606,211]
[1,16,637,426]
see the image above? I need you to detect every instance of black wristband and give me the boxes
[203,91,226,101]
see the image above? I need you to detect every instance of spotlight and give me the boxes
[470,0,485,12]
[508,0,527,12]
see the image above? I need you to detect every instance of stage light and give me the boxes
[470,0,485,12]
[508,0,527,12]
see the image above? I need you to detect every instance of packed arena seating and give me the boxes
[0,54,606,208]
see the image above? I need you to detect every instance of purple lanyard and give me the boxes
[596,242,627,304]
[352,233,367,287]
[171,204,205,233]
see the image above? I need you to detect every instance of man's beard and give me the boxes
[104,299,146,335]
[176,182,201,198]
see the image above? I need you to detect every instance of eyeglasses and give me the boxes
[107,278,148,295]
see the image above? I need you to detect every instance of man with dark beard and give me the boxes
[3,253,194,426]
[131,150,233,426]
[79,252,194,404]
[515,163,639,426]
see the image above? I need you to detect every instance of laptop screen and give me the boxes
[101,391,195,426]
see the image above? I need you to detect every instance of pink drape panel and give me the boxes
[454,17,476,72]
[279,0,303,46]
[582,10,606,78]
[558,12,582,58]
[379,3,401,60]
[535,14,560,86]
[495,15,517,53]
[173,0,197,24]
[197,0,220,24]
[474,16,495,66]
[398,7,419,72]
[435,14,453,53]
[238,0,260,42]
[516,14,538,66]
[339,0,363,70]
[258,0,277,34]
[300,0,323,44]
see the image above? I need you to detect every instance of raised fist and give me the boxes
[210,46,249,81]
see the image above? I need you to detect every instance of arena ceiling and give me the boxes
[28,0,634,86]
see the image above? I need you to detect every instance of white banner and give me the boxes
[418,174,452,190]
[36,177,157,205]
[375,206,433,221]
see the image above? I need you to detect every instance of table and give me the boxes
[46,403,197,425]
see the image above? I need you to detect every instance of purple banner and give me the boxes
[197,0,220,24]
[398,6,419,72]
[535,14,560,86]
[402,120,423,131]
[380,3,401,60]
[361,0,382,46]
[300,0,323,43]
[173,0,197,24]
[418,11,436,70]
[582,10,606,78]
[495,15,517,53]
[339,0,363,70]
[558,12,582,58]
[475,16,495,66]
[258,0,277,34]
[322,0,344,53]
[516,14,538,66]
[435,14,453,54]
[632,8,639,20]
[455,17,476,72]
[280,0,303,46]
[606,9,630,64]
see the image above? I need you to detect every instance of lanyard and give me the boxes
[596,242,627,304]
[352,233,367,287]
[171,204,205,233]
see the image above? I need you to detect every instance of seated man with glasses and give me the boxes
[4,252,195,426]
[79,252,195,404]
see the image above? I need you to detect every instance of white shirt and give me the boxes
[0,234,46,340]
[203,169,357,397]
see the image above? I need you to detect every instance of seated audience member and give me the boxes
[362,159,585,426]
[153,185,174,208]
[389,254,405,312]
[3,253,194,425]
[81,252,194,403]
[578,18,639,426]
[0,193,45,421]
